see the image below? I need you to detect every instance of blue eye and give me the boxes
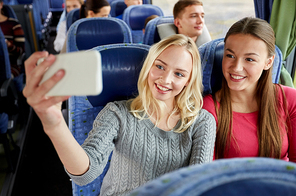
[156,65,164,70]
[226,54,234,58]
[175,72,184,77]
[246,58,254,62]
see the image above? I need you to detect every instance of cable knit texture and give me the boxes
[67,100,216,196]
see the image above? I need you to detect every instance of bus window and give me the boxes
[153,0,255,39]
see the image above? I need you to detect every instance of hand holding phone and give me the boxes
[39,50,103,96]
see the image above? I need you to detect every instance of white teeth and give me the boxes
[231,74,244,79]
[157,84,169,91]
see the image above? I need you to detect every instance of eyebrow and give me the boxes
[155,59,189,73]
[225,48,259,56]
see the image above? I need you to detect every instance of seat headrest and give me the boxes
[123,5,164,30]
[86,44,150,107]
[67,17,132,52]
[66,8,80,30]
[110,0,127,17]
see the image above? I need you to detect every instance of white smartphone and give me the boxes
[39,50,103,96]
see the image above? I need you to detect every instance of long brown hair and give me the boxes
[215,17,286,159]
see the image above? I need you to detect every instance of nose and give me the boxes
[161,71,173,84]
[196,15,204,24]
[232,59,244,72]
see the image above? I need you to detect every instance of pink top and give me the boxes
[203,85,296,163]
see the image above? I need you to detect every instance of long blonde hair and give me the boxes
[215,17,286,159]
[130,34,203,133]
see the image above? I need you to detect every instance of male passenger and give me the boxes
[116,0,143,19]
[157,0,211,47]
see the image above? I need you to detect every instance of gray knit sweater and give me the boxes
[68,100,216,196]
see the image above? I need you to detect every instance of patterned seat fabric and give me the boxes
[128,157,296,196]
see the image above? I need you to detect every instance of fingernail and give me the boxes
[55,70,65,77]
[45,54,55,61]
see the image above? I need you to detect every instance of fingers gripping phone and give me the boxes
[39,51,103,96]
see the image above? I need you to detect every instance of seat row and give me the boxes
[63,37,283,195]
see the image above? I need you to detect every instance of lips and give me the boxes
[230,74,246,81]
[155,84,171,92]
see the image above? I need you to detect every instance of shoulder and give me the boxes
[104,100,130,114]
[192,108,216,126]
[202,94,216,113]
[7,17,20,25]
[277,84,296,111]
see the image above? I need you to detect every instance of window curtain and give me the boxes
[254,0,296,87]
[270,0,296,87]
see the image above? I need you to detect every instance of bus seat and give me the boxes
[66,8,80,31]
[198,38,282,96]
[128,157,296,196]
[110,0,126,18]
[143,16,174,45]
[68,43,150,196]
[49,0,64,13]
[123,4,164,43]
[0,28,20,172]
[11,4,41,56]
[2,4,17,19]
[2,0,18,5]
[66,17,132,52]
[143,15,211,47]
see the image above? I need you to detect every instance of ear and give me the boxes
[174,18,181,29]
[264,55,275,70]
[87,10,94,18]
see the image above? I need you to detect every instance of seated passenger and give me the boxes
[54,0,84,53]
[116,0,142,20]
[23,34,216,195]
[57,0,111,53]
[0,0,25,77]
[202,17,296,163]
[142,14,158,34]
[158,0,211,47]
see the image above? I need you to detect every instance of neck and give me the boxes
[229,90,258,113]
[0,14,7,22]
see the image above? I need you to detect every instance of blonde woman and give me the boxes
[23,34,216,195]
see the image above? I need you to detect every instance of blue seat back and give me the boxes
[123,4,164,43]
[2,0,18,5]
[198,38,282,95]
[66,17,132,52]
[49,0,64,12]
[2,4,17,19]
[66,8,80,30]
[110,0,126,17]
[143,16,174,45]
[17,0,43,40]
[68,43,150,196]
[128,157,296,196]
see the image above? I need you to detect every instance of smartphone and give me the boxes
[39,50,103,96]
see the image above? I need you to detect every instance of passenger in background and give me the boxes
[54,0,84,53]
[23,34,216,195]
[202,17,296,162]
[142,14,158,34]
[57,0,111,53]
[157,0,211,47]
[116,0,142,20]
[0,0,25,77]
[79,0,111,18]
